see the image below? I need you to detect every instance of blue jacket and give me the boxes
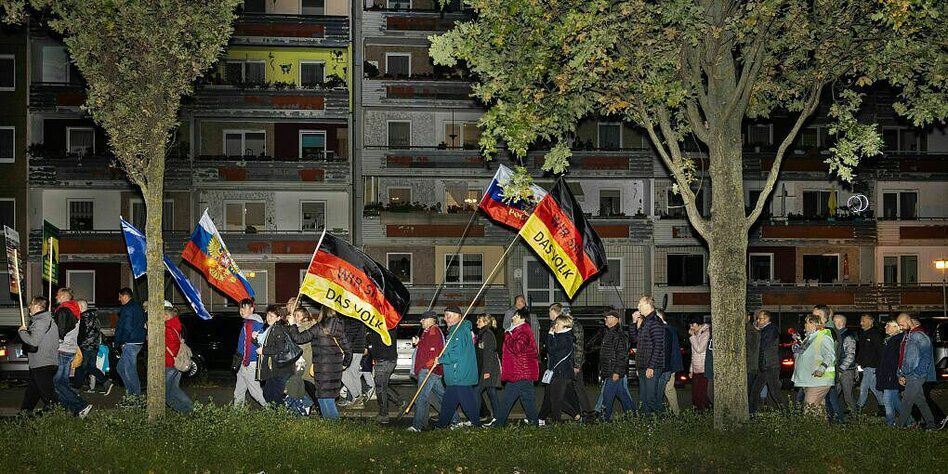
[235,314,265,365]
[440,320,478,386]
[898,329,936,381]
[114,300,146,346]
[630,312,665,371]
[663,324,683,373]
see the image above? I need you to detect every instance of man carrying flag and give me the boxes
[518,179,607,298]
[298,231,410,346]
[479,164,547,230]
[182,210,254,303]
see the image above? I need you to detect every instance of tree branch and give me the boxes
[725,21,771,122]
[685,99,710,143]
[745,84,824,227]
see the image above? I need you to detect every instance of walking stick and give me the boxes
[401,231,521,416]
[47,236,53,304]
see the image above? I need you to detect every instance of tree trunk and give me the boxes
[143,155,167,421]
[707,121,750,429]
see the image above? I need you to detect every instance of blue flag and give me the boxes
[120,217,147,279]
[120,217,211,320]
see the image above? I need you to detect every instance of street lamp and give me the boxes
[936,259,947,318]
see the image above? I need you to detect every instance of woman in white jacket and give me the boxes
[688,316,711,411]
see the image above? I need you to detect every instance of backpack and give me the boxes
[167,328,193,372]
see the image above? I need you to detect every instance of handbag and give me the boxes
[273,325,303,367]
[541,352,571,385]
[166,328,193,372]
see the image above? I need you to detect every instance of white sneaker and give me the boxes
[78,404,92,419]
[366,388,377,401]
[406,426,421,432]
[538,419,546,427]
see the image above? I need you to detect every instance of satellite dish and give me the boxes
[847,194,869,213]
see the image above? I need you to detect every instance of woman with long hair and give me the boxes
[256,305,296,405]
[475,314,501,423]
[287,306,351,420]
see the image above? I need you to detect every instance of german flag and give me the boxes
[518,179,607,298]
[300,232,410,345]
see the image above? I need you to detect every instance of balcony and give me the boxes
[526,149,656,177]
[361,214,513,242]
[28,82,86,111]
[877,219,948,245]
[747,282,946,312]
[401,284,510,314]
[192,155,350,185]
[28,152,192,188]
[743,151,948,179]
[363,8,471,36]
[231,13,350,47]
[362,78,476,107]
[187,83,349,119]
[754,217,877,243]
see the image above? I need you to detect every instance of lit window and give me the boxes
[67,127,95,157]
[445,253,483,285]
[388,187,411,205]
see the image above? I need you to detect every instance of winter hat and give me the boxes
[444,305,463,316]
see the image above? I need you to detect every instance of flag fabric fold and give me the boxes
[299,232,410,346]
[120,217,211,320]
[478,164,547,230]
[182,210,254,302]
[518,179,607,298]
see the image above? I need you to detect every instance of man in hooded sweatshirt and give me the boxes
[52,287,91,417]
[18,296,59,413]
[234,298,267,407]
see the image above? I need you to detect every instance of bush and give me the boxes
[0,405,944,472]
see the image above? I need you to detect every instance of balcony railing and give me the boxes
[187,84,349,118]
[29,82,86,110]
[232,13,350,46]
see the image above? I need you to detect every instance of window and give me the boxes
[66,270,95,303]
[746,124,773,146]
[300,201,326,231]
[883,256,898,284]
[223,130,266,157]
[900,255,918,284]
[445,187,480,212]
[224,201,266,231]
[0,271,14,305]
[444,122,481,148]
[0,198,14,229]
[802,190,837,218]
[598,258,623,289]
[242,0,265,13]
[301,0,325,15]
[387,121,411,148]
[387,187,411,205]
[42,46,69,83]
[667,187,704,218]
[797,126,826,149]
[129,199,174,231]
[883,191,918,220]
[387,0,412,11]
[524,257,567,304]
[597,122,621,150]
[299,61,325,86]
[748,253,774,282]
[599,189,621,216]
[224,60,265,84]
[666,254,705,286]
[68,200,94,230]
[66,127,95,157]
[387,253,412,284]
[0,55,13,91]
[746,189,763,213]
[881,127,924,152]
[802,254,839,283]
[0,126,13,163]
[244,270,268,304]
[299,130,327,160]
[385,53,411,77]
[445,253,482,285]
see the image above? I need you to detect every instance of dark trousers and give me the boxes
[477,384,501,418]
[571,370,593,415]
[547,376,575,422]
[373,359,400,417]
[262,373,290,404]
[435,385,480,428]
[75,346,108,387]
[692,373,709,411]
[601,376,635,421]
[539,379,578,420]
[749,367,785,412]
[825,384,845,423]
[21,365,58,412]
[639,372,664,414]
[495,380,539,427]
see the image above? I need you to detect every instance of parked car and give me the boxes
[0,326,29,379]
[392,322,422,384]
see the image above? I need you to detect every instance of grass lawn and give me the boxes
[1,405,945,473]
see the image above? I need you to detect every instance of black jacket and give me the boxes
[746,321,760,373]
[342,317,366,353]
[757,323,780,371]
[546,330,575,380]
[366,330,397,362]
[599,324,628,378]
[856,327,884,368]
[475,327,501,387]
[78,310,101,351]
[259,321,295,381]
[289,317,352,398]
[876,333,905,391]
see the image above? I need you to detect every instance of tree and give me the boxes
[3,0,238,420]
[430,0,945,428]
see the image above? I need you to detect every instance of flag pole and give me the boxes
[47,237,53,304]
[291,228,327,314]
[426,208,479,312]
[13,248,25,327]
[403,230,520,415]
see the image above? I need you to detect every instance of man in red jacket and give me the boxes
[163,303,192,413]
[409,311,447,432]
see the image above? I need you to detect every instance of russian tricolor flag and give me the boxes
[478,164,547,230]
[181,210,254,303]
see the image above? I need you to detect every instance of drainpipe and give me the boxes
[350,0,364,246]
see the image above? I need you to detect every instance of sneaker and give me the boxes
[483,418,496,427]
[538,419,546,427]
[349,396,366,410]
[377,415,390,424]
[366,388,377,401]
[938,417,948,431]
[337,399,353,407]
[406,426,421,433]
[78,404,92,419]
[101,381,114,396]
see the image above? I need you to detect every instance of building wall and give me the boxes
[364,110,435,147]
[38,189,123,231]
[220,47,350,85]
[198,121,275,156]
[0,26,28,246]
[875,246,948,284]
[874,181,948,218]
[433,244,506,285]
[364,245,436,285]
[273,190,350,231]
[365,45,433,76]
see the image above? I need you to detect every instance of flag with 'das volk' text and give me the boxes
[518,179,607,298]
[299,232,410,346]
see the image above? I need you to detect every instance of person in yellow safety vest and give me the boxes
[792,314,837,420]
